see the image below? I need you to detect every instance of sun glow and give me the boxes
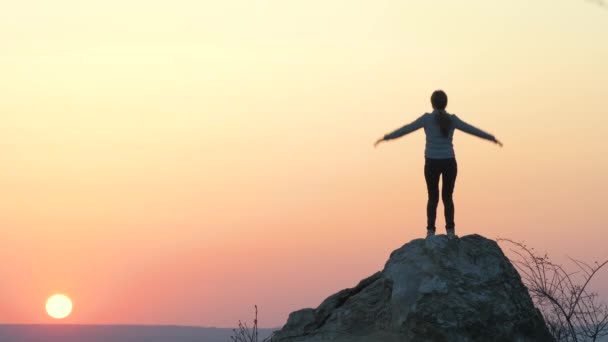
[46,294,73,319]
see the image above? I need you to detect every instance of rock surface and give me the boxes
[270,234,554,342]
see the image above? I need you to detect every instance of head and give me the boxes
[431,90,448,111]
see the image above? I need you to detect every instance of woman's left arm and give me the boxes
[375,114,425,146]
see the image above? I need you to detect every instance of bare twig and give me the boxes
[497,238,608,342]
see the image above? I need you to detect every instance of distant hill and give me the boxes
[0,324,277,342]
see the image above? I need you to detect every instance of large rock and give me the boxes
[270,234,554,342]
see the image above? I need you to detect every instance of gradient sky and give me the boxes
[1,0,607,328]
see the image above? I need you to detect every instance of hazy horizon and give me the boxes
[0,324,276,342]
[1,0,607,329]
[0,323,605,342]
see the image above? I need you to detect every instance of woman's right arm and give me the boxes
[453,115,498,143]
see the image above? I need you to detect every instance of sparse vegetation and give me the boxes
[498,238,608,342]
[230,305,274,342]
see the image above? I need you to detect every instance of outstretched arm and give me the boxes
[374,114,425,147]
[453,115,502,146]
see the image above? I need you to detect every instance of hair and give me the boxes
[431,90,451,137]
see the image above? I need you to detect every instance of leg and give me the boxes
[424,159,441,232]
[441,158,458,230]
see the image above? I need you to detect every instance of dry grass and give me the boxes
[230,305,274,342]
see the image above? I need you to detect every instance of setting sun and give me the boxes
[45,295,73,319]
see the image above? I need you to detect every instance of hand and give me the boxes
[374,137,385,148]
[495,139,503,147]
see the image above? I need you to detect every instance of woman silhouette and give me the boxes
[374,90,502,239]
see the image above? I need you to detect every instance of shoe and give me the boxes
[426,229,435,238]
[446,228,457,240]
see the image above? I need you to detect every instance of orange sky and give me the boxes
[1,0,607,328]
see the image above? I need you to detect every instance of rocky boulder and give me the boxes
[270,234,554,342]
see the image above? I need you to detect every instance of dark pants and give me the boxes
[424,158,457,231]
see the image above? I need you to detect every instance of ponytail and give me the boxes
[436,110,452,137]
[431,90,451,137]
